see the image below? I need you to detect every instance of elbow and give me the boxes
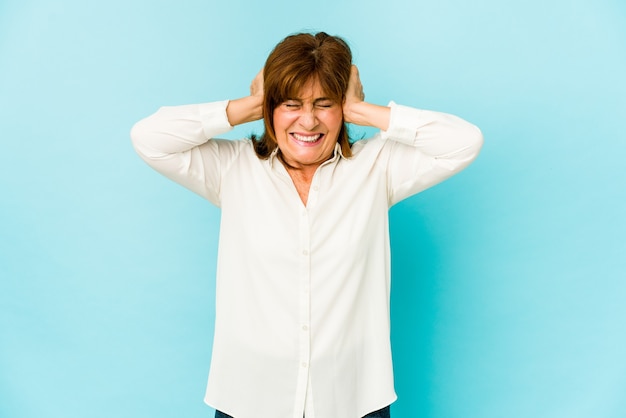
[449,123,483,170]
[129,119,146,151]
[466,123,484,161]
[129,118,156,160]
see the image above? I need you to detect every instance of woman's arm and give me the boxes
[342,65,483,205]
[381,102,484,205]
[130,72,266,205]
[131,70,264,157]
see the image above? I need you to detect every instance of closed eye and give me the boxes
[315,100,335,108]
[282,101,301,109]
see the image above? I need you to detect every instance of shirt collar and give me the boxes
[268,142,347,169]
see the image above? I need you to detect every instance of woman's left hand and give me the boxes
[342,65,390,130]
[344,65,364,110]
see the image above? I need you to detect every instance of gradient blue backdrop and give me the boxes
[1,1,625,417]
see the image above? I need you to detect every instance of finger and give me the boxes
[349,65,365,101]
[250,69,264,96]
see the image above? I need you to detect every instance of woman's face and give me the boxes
[272,78,343,170]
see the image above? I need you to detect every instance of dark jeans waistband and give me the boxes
[215,405,390,418]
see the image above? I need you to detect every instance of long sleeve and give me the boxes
[130,100,242,206]
[376,102,484,205]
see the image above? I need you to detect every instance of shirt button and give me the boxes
[302,250,309,255]
[312,185,319,192]
[301,362,308,368]
[302,325,309,331]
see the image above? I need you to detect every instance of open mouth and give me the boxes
[291,133,324,145]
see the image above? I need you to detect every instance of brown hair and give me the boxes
[252,32,353,159]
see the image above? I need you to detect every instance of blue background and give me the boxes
[1,1,625,417]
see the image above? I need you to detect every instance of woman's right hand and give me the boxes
[250,69,264,98]
[226,70,264,126]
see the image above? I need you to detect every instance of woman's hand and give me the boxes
[342,65,390,130]
[226,70,264,126]
[250,69,264,98]
[344,65,365,109]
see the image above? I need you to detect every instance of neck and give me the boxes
[277,152,319,180]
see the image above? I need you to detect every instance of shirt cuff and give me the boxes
[380,101,424,146]
[199,100,234,139]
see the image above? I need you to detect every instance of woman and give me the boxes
[132,32,483,418]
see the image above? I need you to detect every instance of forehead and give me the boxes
[290,79,328,99]
[281,76,338,102]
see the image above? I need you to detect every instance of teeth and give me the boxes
[293,133,322,143]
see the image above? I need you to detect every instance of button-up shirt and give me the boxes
[131,100,482,418]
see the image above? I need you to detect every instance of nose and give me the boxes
[298,107,318,130]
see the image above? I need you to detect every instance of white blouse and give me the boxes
[131,100,482,418]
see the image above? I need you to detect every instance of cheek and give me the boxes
[325,110,344,133]
[273,111,298,132]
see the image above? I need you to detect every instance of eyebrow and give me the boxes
[284,97,335,103]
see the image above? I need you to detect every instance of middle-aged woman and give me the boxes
[131,31,483,418]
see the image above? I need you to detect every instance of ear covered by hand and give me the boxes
[345,65,365,104]
[250,69,264,98]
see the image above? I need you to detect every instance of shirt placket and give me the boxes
[294,163,328,418]
[292,203,312,418]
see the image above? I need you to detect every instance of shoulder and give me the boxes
[210,138,266,170]
[349,133,387,158]
[211,137,254,150]
[199,138,256,170]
